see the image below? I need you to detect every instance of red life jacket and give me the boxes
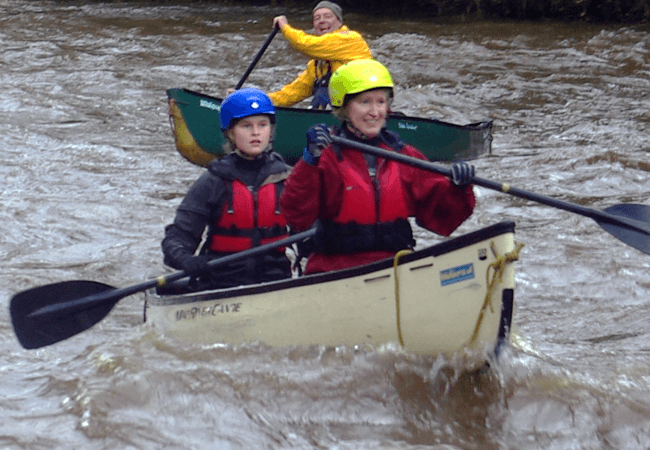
[311,142,414,256]
[333,145,410,224]
[209,180,288,253]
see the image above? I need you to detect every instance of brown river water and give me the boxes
[1,1,650,448]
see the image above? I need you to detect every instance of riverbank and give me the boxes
[73,0,650,23]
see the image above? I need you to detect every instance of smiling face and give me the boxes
[345,89,390,138]
[227,115,272,157]
[312,8,342,36]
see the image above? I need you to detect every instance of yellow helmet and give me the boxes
[328,59,394,108]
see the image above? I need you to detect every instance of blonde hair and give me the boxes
[221,136,236,155]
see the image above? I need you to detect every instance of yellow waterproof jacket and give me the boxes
[268,25,373,107]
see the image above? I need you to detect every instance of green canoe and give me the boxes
[167,87,493,167]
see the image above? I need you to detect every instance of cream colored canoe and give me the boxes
[144,222,520,358]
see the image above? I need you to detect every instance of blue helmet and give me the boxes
[219,88,275,130]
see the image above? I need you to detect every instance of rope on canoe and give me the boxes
[393,249,413,347]
[469,240,524,346]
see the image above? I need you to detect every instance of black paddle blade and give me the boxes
[10,280,117,349]
[599,204,650,255]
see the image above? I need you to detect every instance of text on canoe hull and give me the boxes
[175,302,242,321]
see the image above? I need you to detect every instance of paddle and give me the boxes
[235,25,279,90]
[10,228,317,350]
[331,135,650,255]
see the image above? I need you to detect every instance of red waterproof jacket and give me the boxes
[280,130,475,274]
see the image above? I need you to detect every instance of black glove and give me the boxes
[450,162,475,187]
[303,123,331,164]
[180,255,211,276]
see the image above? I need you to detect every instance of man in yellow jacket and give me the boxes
[270,1,373,109]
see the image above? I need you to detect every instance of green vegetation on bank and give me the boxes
[336,0,650,22]
[79,0,650,23]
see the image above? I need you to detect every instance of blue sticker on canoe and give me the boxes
[440,263,475,286]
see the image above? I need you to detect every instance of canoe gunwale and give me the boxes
[146,221,516,307]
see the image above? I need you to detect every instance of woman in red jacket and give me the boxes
[280,59,476,274]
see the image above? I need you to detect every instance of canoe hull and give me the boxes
[145,222,518,359]
[167,87,493,167]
